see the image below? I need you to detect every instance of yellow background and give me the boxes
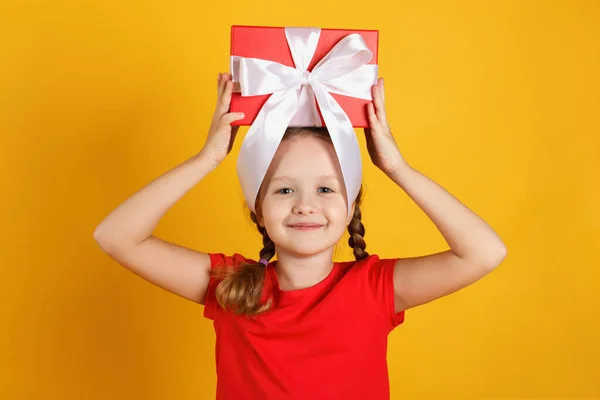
[2,0,599,398]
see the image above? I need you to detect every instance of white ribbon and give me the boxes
[231,27,378,218]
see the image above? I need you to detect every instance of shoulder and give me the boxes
[338,253,396,271]
[207,253,258,283]
[209,252,256,268]
[337,253,398,285]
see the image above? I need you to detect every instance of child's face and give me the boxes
[257,135,355,257]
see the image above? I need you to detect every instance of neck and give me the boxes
[272,247,335,291]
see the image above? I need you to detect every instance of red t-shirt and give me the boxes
[203,253,406,400]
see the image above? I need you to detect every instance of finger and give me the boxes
[372,84,386,115]
[220,111,245,127]
[212,79,223,123]
[373,84,388,125]
[217,73,228,103]
[367,102,381,128]
[380,78,385,103]
[218,80,234,114]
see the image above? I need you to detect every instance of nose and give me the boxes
[292,192,317,215]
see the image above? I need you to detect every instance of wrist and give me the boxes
[195,149,222,171]
[385,158,411,179]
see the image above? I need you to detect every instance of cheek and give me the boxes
[261,199,287,224]
[327,197,350,222]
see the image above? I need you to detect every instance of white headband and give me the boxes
[231,27,378,219]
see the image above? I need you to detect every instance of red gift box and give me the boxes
[229,25,379,128]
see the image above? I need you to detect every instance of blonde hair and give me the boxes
[210,127,368,317]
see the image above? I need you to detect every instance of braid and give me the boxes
[212,211,276,317]
[250,211,276,262]
[347,187,369,261]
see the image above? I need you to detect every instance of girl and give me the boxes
[94,72,507,399]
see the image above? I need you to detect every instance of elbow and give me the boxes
[462,242,507,270]
[93,228,118,253]
[93,228,102,242]
[93,226,108,244]
[93,229,111,252]
[482,243,507,269]
[93,228,146,254]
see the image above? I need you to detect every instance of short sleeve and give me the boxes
[203,253,254,320]
[362,254,405,331]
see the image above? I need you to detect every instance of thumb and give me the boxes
[220,112,245,127]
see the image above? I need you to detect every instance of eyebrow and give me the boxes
[270,175,341,183]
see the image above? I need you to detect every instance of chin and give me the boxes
[267,226,346,255]
[277,239,339,258]
[282,247,332,258]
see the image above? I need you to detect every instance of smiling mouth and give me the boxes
[288,224,324,230]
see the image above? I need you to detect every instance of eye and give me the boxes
[277,188,293,194]
[318,187,334,193]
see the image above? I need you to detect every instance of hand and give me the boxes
[200,72,245,164]
[364,78,406,175]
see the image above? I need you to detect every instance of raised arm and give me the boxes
[364,78,507,313]
[93,72,244,303]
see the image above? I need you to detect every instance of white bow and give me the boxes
[231,27,378,218]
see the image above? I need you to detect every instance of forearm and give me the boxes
[93,151,219,249]
[387,161,506,266]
